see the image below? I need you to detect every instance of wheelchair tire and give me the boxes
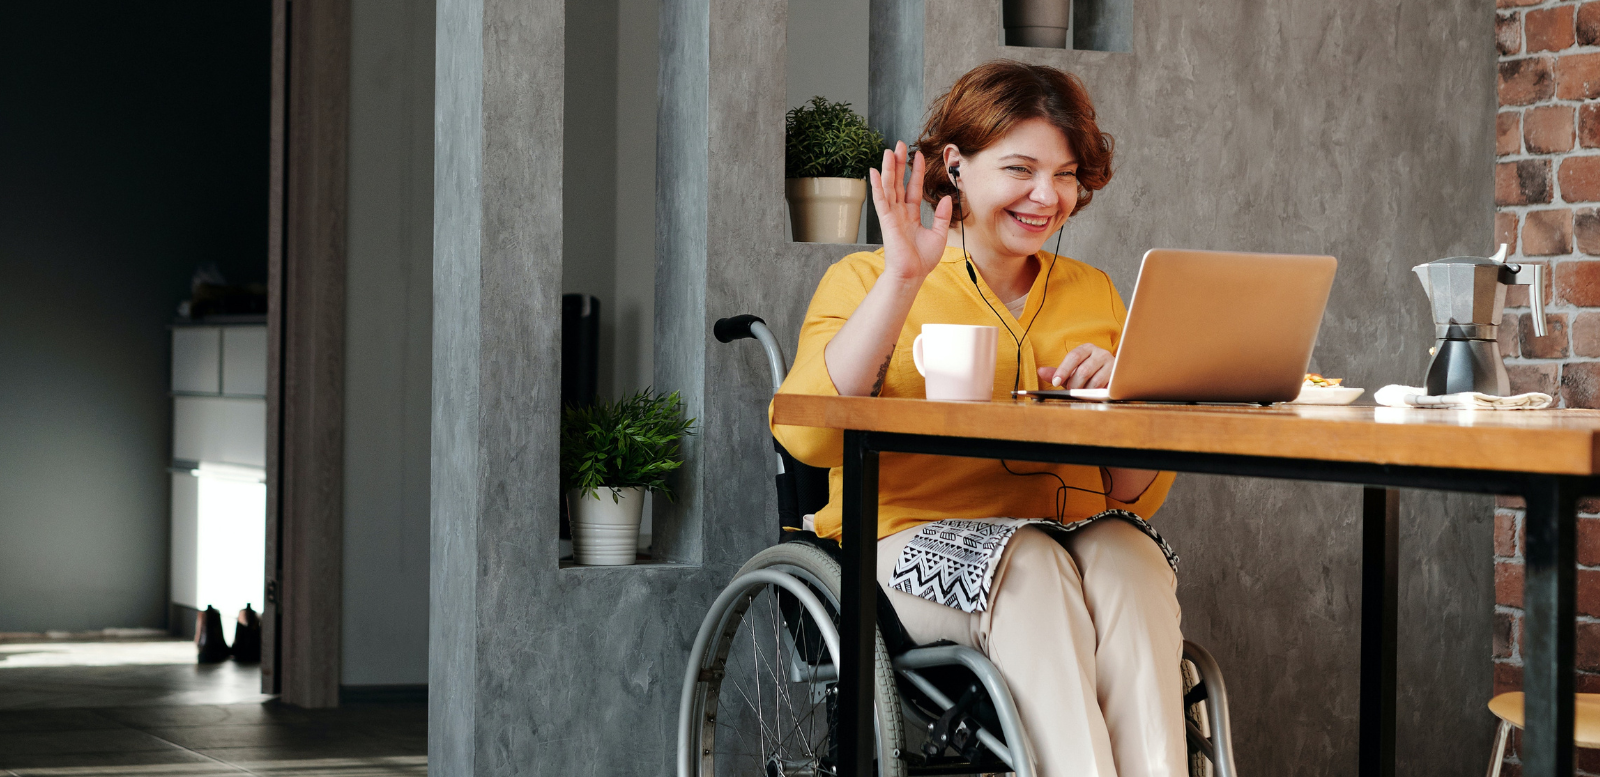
[683,542,906,777]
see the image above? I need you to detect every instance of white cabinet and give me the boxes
[169,323,267,636]
[222,327,268,397]
[172,328,221,394]
[172,396,266,468]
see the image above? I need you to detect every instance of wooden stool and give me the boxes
[1486,692,1600,777]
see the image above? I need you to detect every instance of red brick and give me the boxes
[1565,361,1600,408]
[1559,52,1600,100]
[1500,11,1525,56]
[1499,494,1527,508]
[1499,111,1524,156]
[1581,1,1600,46]
[1507,260,1551,307]
[1584,496,1600,514]
[1495,661,1524,697]
[1580,671,1600,693]
[1497,509,1521,556]
[1497,561,1524,606]
[1564,156,1600,203]
[1501,57,1557,105]
[1498,160,1554,206]
[1578,208,1600,255]
[1525,106,1576,154]
[1497,212,1520,258]
[1582,568,1600,616]
[1495,611,1517,659]
[1527,5,1576,52]
[1579,746,1600,774]
[1582,621,1600,671]
[1559,261,1600,304]
[1583,517,1600,566]
[1573,312,1600,357]
[1523,208,1573,255]
[1584,106,1600,149]
[1508,363,1561,396]
[1519,311,1569,357]
[1500,0,1540,8]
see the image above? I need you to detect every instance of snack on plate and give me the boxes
[1303,373,1343,388]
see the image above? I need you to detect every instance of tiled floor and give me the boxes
[0,643,426,776]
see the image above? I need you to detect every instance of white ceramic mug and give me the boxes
[911,324,999,401]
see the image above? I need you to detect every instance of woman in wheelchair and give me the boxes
[772,61,1186,777]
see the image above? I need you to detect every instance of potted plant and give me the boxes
[785,96,886,244]
[560,389,695,565]
[1003,0,1070,48]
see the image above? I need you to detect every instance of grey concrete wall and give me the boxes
[563,0,659,402]
[916,1,1496,774]
[788,0,869,112]
[344,0,435,687]
[431,0,1496,774]
[0,5,270,634]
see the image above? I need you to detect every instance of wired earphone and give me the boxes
[946,160,1113,513]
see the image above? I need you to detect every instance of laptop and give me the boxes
[1044,248,1337,403]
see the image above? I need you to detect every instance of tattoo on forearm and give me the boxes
[870,351,893,397]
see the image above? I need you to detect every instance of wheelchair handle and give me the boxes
[714,315,787,394]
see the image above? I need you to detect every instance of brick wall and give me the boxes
[1497,0,1600,772]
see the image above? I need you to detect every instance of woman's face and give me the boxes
[944,117,1080,260]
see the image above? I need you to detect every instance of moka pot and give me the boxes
[1411,244,1545,397]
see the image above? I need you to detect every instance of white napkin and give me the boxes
[1373,384,1554,410]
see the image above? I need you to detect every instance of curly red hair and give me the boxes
[915,60,1113,220]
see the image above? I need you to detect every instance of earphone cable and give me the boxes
[949,179,1114,510]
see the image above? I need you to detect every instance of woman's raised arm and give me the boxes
[823,142,953,396]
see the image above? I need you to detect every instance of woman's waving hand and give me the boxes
[868,142,953,283]
[824,142,952,397]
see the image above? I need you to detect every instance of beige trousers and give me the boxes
[877,519,1186,777]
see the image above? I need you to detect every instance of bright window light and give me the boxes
[194,463,266,644]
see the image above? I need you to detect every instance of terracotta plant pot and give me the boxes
[569,486,645,566]
[1003,0,1070,48]
[786,177,868,244]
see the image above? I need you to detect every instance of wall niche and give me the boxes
[1002,0,1131,52]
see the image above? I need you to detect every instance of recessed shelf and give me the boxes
[1002,0,1131,53]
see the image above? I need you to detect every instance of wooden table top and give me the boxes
[771,394,1600,476]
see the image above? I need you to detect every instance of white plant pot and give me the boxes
[569,486,645,566]
[786,177,868,243]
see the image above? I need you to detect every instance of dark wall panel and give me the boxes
[0,3,271,632]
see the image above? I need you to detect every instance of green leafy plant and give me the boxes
[785,96,887,180]
[561,389,696,503]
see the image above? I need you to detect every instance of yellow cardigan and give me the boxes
[770,245,1176,541]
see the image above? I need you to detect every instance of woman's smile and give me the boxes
[1007,209,1054,232]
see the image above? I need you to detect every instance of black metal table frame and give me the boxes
[836,429,1590,777]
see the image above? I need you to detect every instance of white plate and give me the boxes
[1290,386,1364,405]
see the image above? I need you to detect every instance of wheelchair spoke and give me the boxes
[708,582,837,777]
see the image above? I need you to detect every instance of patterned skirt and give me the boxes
[886,510,1178,614]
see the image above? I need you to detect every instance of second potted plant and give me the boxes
[785,96,886,244]
[560,389,695,566]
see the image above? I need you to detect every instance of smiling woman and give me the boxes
[771,59,1191,776]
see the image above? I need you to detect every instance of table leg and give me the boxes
[1359,486,1398,777]
[1521,477,1578,777]
[839,430,878,777]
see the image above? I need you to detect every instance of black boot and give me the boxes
[196,605,231,664]
[231,604,261,663]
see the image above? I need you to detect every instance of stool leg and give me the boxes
[1487,720,1512,777]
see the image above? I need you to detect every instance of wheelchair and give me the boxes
[678,315,1238,777]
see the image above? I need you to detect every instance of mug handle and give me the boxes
[912,333,926,377]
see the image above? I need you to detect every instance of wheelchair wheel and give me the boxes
[683,542,905,777]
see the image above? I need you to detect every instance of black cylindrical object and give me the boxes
[561,293,601,408]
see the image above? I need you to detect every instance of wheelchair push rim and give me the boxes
[679,543,905,777]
